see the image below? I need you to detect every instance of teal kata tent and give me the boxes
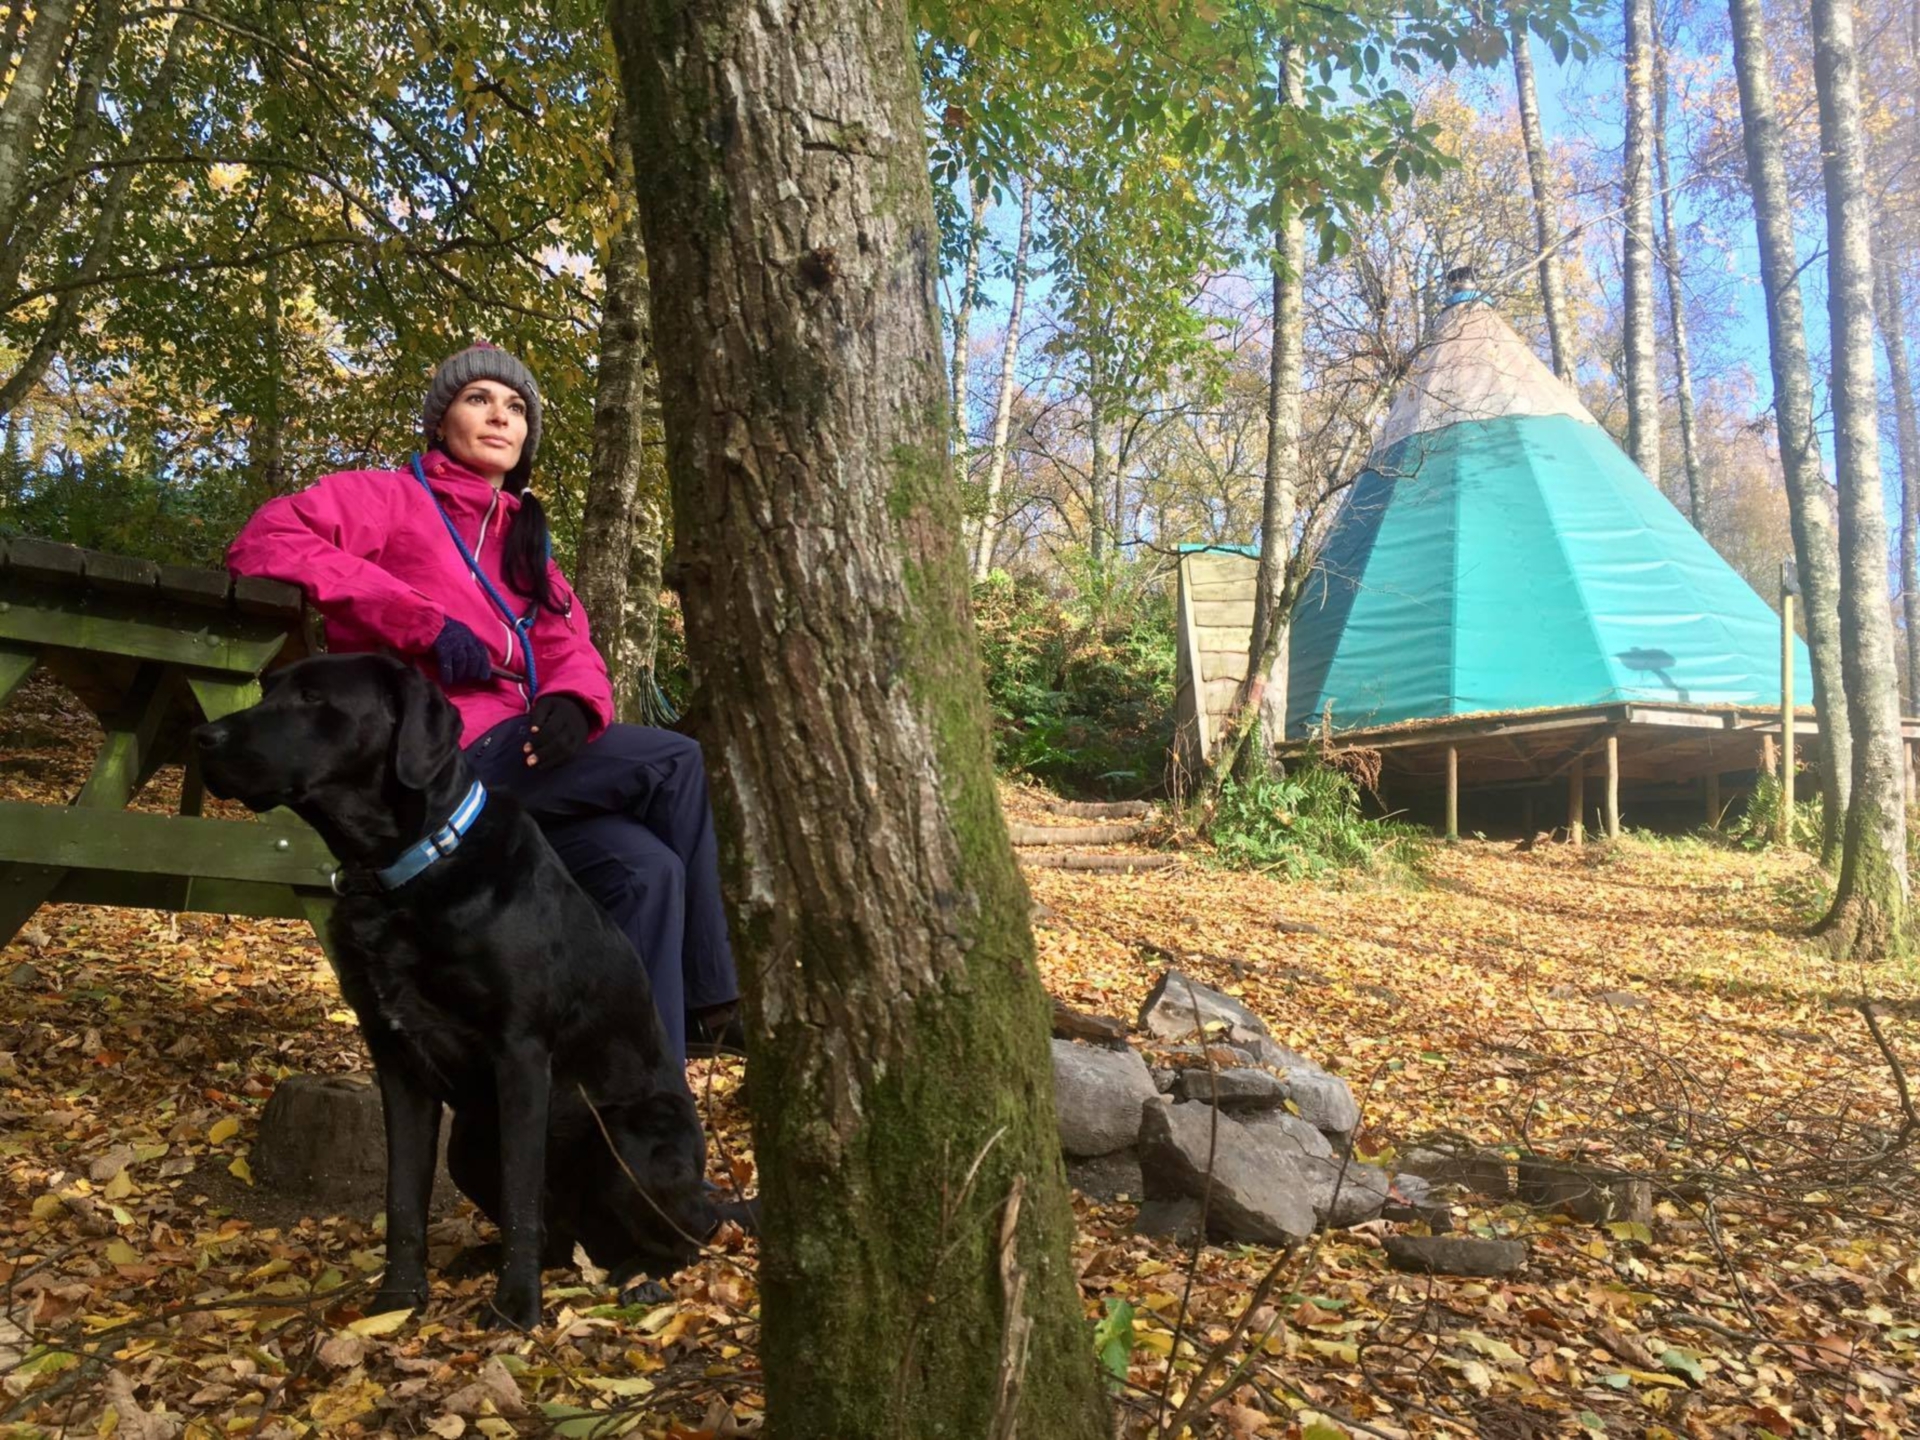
[1287,294,1813,737]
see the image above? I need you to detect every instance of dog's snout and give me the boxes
[193,722,228,752]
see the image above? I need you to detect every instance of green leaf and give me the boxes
[1661,1348,1707,1385]
[1093,1297,1136,1388]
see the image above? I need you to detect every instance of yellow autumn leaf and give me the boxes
[103,1169,134,1200]
[209,1116,240,1145]
[31,1193,64,1221]
[106,1240,140,1266]
[347,1308,414,1337]
[228,1156,253,1184]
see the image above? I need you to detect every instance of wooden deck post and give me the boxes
[1445,745,1459,842]
[1761,733,1777,776]
[1705,771,1721,829]
[1568,762,1585,846]
[1604,735,1620,840]
[1522,788,1536,838]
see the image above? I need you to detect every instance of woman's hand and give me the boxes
[525,694,590,769]
[432,617,493,687]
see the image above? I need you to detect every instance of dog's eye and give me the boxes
[298,686,324,705]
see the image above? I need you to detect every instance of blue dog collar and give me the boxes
[333,780,488,894]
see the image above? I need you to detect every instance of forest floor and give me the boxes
[5,673,1920,1439]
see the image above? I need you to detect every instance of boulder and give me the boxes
[1296,1156,1391,1228]
[1283,1071,1360,1140]
[1383,1235,1527,1277]
[1150,1068,1179,1095]
[1382,1171,1451,1230]
[1066,1149,1144,1203]
[1516,1158,1653,1227]
[1398,1145,1513,1199]
[1236,1111,1335,1162]
[1137,1100,1315,1246]
[1051,998,1130,1047]
[1139,970,1287,1062]
[1173,1067,1286,1109]
[1051,1040,1158,1157]
[1133,1197,1205,1245]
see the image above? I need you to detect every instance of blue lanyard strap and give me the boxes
[410,454,540,697]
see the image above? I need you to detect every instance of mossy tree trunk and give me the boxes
[1809,0,1910,957]
[607,1,1110,1435]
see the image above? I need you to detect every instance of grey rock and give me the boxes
[1151,1068,1179,1095]
[1297,1156,1391,1228]
[1516,1158,1653,1227]
[4,962,42,989]
[1136,1100,1315,1246]
[1382,1171,1451,1230]
[1596,989,1651,1010]
[1066,1149,1144,1203]
[1139,970,1288,1065]
[1051,1040,1158,1158]
[1283,1071,1360,1140]
[1237,1111,1335,1162]
[1398,1145,1513,1199]
[1155,1042,1257,1067]
[1383,1235,1527,1277]
[1052,998,1130,1047]
[1174,1067,1287,1108]
[1133,1197,1205,1245]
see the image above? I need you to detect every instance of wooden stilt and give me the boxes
[1705,771,1721,829]
[1568,763,1585,846]
[1604,735,1621,840]
[1906,741,1916,809]
[1522,789,1536,838]
[1761,733,1777,776]
[1445,745,1459,842]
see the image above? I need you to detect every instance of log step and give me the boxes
[1008,822,1143,846]
[1020,852,1179,873]
[1045,798,1153,820]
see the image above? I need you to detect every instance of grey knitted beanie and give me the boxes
[420,343,543,485]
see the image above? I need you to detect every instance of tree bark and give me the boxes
[1511,20,1576,384]
[616,489,667,724]
[0,0,82,253]
[1212,48,1304,791]
[1810,0,1910,957]
[576,109,653,707]
[1727,0,1851,858]
[1622,0,1662,481]
[1652,35,1705,530]
[1875,258,1920,705]
[608,0,1109,1433]
[972,177,1033,582]
[1087,382,1108,569]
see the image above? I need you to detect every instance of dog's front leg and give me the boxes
[488,1037,551,1329]
[371,1060,441,1315]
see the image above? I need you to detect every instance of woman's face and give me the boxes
[436,379,528,486]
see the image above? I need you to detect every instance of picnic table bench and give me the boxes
[0,535,337,949]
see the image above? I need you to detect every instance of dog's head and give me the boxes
[192,655,464,822]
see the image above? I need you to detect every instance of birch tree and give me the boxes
[1623,0,1663,480]
[972,177,1036,581]
[1511,11,1577,382]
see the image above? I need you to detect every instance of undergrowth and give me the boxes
[1201,763,1421,880]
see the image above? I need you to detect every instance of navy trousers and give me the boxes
[465,716,739,1066]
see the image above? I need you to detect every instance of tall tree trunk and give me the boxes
[575,118,654,707]
[1511,20,1577,384]
[1652,35,1705,529]
[1087,383,1108,569]
[1728,0,1851,857]
[1623,0,1662,480]
[1811,0,1910,957]
[609,1,1109,1434]
[254,230,286,502]
[0,0,82,252]
[950,190,987,483]
[1211,48,1304,791]
[972,177,1033,582]
[1876,257,1920,704]
[617,488,667,725]
[0,11,193,418]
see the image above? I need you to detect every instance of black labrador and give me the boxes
[193,653,723,1328]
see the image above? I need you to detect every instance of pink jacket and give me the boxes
[228,450,615,747]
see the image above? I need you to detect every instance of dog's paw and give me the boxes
[617,1277,673,1308]
[484,1281,543,1332]
[368,1281,428,1317]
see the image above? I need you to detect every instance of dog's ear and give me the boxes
[389,663,464,790]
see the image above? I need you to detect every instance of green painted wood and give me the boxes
[0,802,339,887]
[0,862,64,942]
[186,674,263,721]
[0,645,36,706]
[0,602,288,675]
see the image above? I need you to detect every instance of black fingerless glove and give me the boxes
[431,617,493,687]
[527,693,591,769]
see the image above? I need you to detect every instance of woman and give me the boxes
[228,343,740,1068]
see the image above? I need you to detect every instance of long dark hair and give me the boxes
[502,475,563,614]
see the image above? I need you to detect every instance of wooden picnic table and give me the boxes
[0,535,338,949]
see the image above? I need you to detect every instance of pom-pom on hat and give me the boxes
[420,343,543,488]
